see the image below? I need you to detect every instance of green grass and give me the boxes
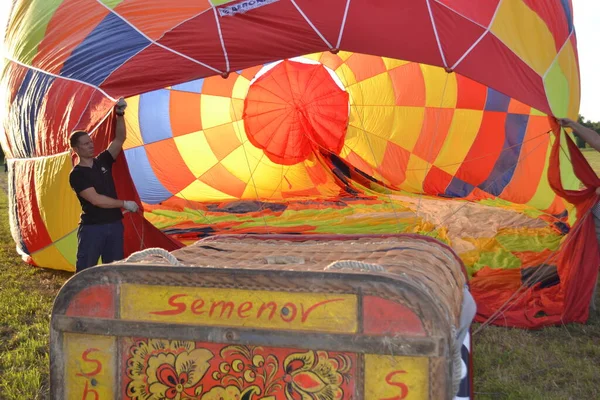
[0,180,71,399]
[0,154,600,398]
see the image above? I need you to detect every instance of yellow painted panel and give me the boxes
[176,179,236,202]
[34,154,80,241]
[402,154,428,193]
[365,354,429,399]
[31,244,75,271]
[200,95,233,129]
[435,109,483,175]
[123,95,144,150]
[120,284,358,333]
[232,76,250,99]
[491,0,557,75]
[63,333,116,400]
[174,131,219,178]
[420,64,457,108]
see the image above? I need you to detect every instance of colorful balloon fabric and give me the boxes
[1,0,598,329]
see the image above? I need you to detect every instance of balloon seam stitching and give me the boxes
[542,30,574,81]
[2,55,116,102]
[450,0,504,71]
[336,0,352,49]
[212,7,230,72]
[431,0,487,30]
[93,0,223,75]
[425,0,449,68]
[289,0,333,49]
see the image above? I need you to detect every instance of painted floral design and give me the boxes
[125,341,353,400]
[282,351,351,400]
[126,339,213,400]
[213,345,282,397]
[200,385,264,400]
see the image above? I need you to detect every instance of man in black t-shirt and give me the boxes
[69,98,139,272]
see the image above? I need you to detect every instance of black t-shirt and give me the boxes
[69,150,123,225]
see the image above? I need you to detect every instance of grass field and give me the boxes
[0,154,599,399]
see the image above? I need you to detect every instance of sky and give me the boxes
[0,1,598,121]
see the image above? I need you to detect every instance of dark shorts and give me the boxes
[76,220,124,272]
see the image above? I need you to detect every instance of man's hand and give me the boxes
[123,200,139,213]
[558,118,576,129]
[115,97,127,116]
[596,187,600,196]
[108,98,128,159]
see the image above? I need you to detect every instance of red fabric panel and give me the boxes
[145,139,196,194]
[293,0,349,48]
[100,44,216,99]
[114,0,212,41]
[145,0,345,79]
[341,0,443,67]
[37,81,96,156]
[548,130,600,324]
[436,0,500,27]
[2,62,29,158]
[455,112,506,185]
[431,1,486,68]
[424,165,453,195]
[455,34,550,115]
[14,160,53,253]
[522,0,571,52]
[471,127,600,328]
[455,73,487,110]
[155,11,225,72]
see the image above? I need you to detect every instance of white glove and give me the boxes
[123,200,139,213]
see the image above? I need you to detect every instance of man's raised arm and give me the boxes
[108,98,128,160]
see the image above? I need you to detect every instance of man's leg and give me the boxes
[101,220,124,264]
[76,224,103,273]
